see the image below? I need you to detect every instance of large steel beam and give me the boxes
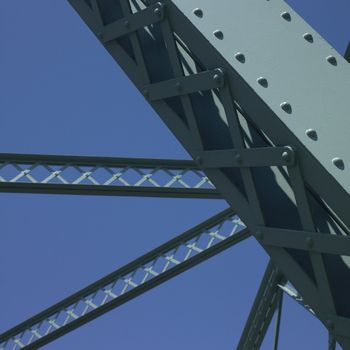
[65,1,350,347]
[0,209,249,350]
[0,153,220,199]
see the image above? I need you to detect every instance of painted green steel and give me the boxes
[41,0,350,348]
[237,262,285,350]
[0,153,220,199]
[3,0,350,348]
[0,209,249,350]
[173,0,350,200]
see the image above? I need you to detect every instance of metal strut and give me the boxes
[63,0,350,347]
[237,262,285,350]
[0,153,220,199]
[0,209,249,350]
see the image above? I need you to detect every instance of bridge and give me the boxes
[1,1,349,349]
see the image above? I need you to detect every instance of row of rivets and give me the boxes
[279,7,343,169]
[191,6,344,170]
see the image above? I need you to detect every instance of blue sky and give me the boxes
[0,1,349,349]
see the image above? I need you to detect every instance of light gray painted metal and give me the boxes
[173,0,350,196]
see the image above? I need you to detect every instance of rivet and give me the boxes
[305,237,314,248]
[257,77,268,88]
[154,4,163,18]
[193,8,203,18]
[303,33,314,43]
[235,52,246,63]
[280,102,292,114]
[175,82,182,93]
[281,11,291,21]
[332,157,345,170]
[326,320,335,330]
[326,55,337,66]
[213,30,224,40]
[305,129,318,141]
[124,20,130,29]
[213,73,223,87]
[282,151,292,163]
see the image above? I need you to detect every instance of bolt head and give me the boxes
[213,74,223,87]
[281,11,292,21]
[332,157,345,170]
[154,7,161,17]
[234,52,246,63]
[326,55,337,66]
[282,151,291,163]
[280,102,292,114]
[305,129,318,141]
[213,30,224,40]
[193,8,203,18]
[303,33,314,43]
[257,77,268,88]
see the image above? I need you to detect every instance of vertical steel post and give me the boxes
[272,290,283,350]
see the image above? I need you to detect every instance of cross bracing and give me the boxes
[2,0,350,349]
[0,154,219,199]
[0,209,249,350]
[65,0,350,347]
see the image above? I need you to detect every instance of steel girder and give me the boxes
[60,0,350,348]
[3,0,350,349]
[0,153,220,199]
[237,262,285,350]
[0,209,249,350]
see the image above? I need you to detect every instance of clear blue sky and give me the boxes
[0,1,349,349]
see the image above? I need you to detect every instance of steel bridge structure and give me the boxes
[1,0,350,349]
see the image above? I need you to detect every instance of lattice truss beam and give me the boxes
[0,210,249,350]
[0,154,219,199]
